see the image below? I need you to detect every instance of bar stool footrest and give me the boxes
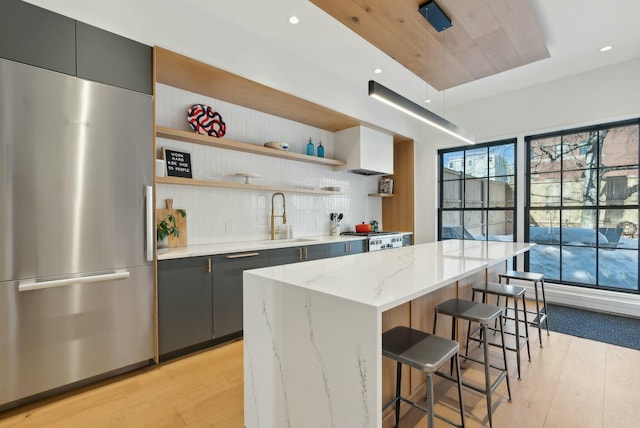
[383,393,463,428]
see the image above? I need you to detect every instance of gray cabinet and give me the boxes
[268,244,331,266]
[403,234,413,246]
[329,240,366,257]
[0,0,75,75]
[159,240,359,360]
[212,251,268,338]
[76,22,152,94]
[158,257,213,356]
[0,0,152,94]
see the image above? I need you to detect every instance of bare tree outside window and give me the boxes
[527,121,639,292]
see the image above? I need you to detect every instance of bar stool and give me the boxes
[382,326,465,428]
[499,270,550,347]
[434,299,511,428]
[468,283,531,379]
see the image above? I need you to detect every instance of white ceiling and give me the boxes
[25,0,640,141]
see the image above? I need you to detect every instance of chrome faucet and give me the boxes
[271,192,287,240]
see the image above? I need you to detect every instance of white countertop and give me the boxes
[246,239,534,312]
[156,234,382,260]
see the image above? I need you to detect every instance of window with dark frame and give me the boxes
[526,119,640,293]
[438,139,517,242]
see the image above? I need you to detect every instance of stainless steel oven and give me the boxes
[341,232,405,251]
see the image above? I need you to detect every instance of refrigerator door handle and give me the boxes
[19,270,131,292]
[145,185,154,262]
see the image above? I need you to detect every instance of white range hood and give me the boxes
[334,126,393,175]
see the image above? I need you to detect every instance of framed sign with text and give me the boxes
[163,148,192,179]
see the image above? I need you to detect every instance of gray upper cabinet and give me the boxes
[76,22,152,94]
[0,0,152,94]
[0,0,75,75]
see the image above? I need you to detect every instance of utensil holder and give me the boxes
[330,222,340,236]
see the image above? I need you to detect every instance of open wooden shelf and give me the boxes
[156,176,344,195]
[368,193,394,197]
[156,126,346,167]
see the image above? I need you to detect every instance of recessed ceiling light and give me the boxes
[600,45,612,52]
[425,99,432,104]
[373,68,382,74]
[289,16,299,24]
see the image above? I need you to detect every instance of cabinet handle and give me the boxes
[226,252,260,259]
[347,242,352,252]
[206,258,212,273]
[303,247,308,260]
[297,248,303,261]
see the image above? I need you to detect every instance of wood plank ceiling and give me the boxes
[310,0,549,90]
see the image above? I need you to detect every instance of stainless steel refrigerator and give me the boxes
[0,58,155,409]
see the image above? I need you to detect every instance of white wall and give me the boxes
[416,58,640,315]
[415,58,640,245]
[155,84,382,245]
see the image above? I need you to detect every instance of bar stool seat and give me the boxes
[434,299,511,428]
[382,326,465,428]
[469,282,531,379]
[499,270,550,347]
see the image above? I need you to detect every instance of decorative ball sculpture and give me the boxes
[187,104,226,137]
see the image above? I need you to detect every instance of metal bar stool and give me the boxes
[467,282,531,379]
[434,299,511,428]
[499,270,550,347]
[382,326,465,428]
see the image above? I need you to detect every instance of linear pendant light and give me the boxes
[368,80,475,145]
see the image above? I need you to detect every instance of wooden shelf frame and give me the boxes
[156,126,346,167]
[156,176,344,195]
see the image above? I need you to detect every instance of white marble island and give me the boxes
[243,240,534,428]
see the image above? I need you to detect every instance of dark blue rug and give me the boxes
[547,303,640,351]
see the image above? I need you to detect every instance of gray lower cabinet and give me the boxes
[158,257,213,356]
[268,244,331,266]
[212,251,268,338]
[329,240,366,257]
[159,241,359,359]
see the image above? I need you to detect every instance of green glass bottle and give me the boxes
[317,140,324,158]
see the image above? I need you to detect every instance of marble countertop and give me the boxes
[157,234,412,260]
[245,239,534,312]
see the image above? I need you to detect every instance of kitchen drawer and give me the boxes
[329,240,366,257]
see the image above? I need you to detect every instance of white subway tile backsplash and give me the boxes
[156,83,380,245]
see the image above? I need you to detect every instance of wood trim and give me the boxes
[151,48,159,365]
[382,138,415,233]
[309,0,549,90]
[154,47,360,132]
[156,176,344,195]
[156,126,346,167]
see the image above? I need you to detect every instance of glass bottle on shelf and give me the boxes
[317,140,324,158]
[306,137,315,156]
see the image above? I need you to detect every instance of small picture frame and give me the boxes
[163,148,193,179]
[379,177,394,194]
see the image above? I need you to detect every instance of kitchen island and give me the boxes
[243,239,534,428]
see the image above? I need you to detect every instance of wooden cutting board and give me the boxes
[156,199,187,248]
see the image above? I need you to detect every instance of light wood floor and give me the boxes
[2,332,640,427]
